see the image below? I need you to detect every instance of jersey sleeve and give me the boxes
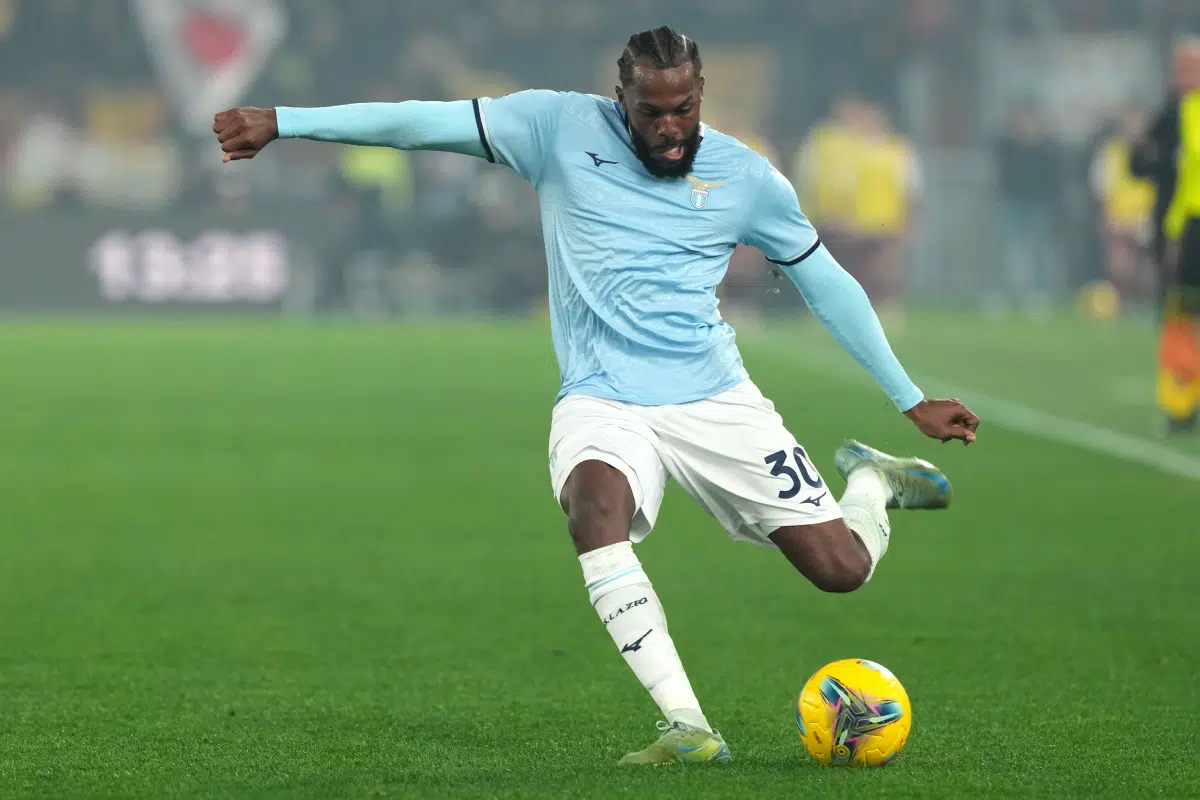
[741,162,822,265]
[276,101,487,157]
[473,90,567,184]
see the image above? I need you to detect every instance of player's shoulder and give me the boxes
[496,89,616,111]
[566,91,620,110]
[483,88,568,109]
[481,90,624,142]
[698,124,778,183]
[557,92,624,125]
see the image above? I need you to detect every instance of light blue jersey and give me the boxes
[276,91,923,410]
[476,90,814,406]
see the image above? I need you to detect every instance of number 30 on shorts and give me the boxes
[764,446,824,499]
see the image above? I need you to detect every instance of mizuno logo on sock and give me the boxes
[621,629,653,653]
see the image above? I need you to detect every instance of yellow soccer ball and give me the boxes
[796,658,912,766]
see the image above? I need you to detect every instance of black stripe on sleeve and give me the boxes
[471,98,495,164]
[767,237,822,266]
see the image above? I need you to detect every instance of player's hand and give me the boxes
[213,107,278,162]
[904,398,979,445]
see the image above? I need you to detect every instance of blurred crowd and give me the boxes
[2,0,1198,314]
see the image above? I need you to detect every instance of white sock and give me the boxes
[580,541,711,732]
[839,466,892,581]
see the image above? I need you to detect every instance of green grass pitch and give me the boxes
[0,315,1196,798]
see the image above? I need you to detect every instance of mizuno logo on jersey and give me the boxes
[586,151,618,167]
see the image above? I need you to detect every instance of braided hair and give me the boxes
[617,26,702,86]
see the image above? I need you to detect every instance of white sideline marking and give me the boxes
[751,343,1200,483]
[920,383,1200,483]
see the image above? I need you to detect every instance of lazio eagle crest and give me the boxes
[686,175,723,209]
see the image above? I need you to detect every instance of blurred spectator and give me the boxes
[788,97,920,317]
[792,93,865,261]
[1089,108,1158,307]
[844,102,922,318]
[6,95,78,210]
[76,86,182,211]
[991,103,1063,313]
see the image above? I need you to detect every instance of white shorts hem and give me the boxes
[731,508,846,547]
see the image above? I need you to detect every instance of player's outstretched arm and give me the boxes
[741,164,978,444]
[213,91,565,185]
[782,247,978,444]
[212,101,490,162]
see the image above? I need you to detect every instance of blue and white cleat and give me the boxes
[619,721,731,765]
[834,439,952,510]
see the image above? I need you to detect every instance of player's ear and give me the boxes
[615,85,624,106]
[698,75,705,100]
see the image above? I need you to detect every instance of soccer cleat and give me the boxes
[618,721,731,765]
[834,439,952,510]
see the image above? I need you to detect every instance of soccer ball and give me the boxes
[795,658,912,767]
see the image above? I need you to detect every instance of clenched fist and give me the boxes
[213,107,279,162]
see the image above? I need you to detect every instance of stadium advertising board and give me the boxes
[0,206,330,312]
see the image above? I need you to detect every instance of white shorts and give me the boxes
[548,380,843,547]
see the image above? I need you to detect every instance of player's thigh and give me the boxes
[549,395,668,549]
[647,380,841,545]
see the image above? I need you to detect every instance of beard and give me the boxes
[628,122,703,179]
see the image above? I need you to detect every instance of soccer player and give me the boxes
[1133,39,1200,436]
[213,27,979,764]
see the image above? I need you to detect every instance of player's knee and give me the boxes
[810,547,871,594]
[561,461,636,553]
[566,494,631,552]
